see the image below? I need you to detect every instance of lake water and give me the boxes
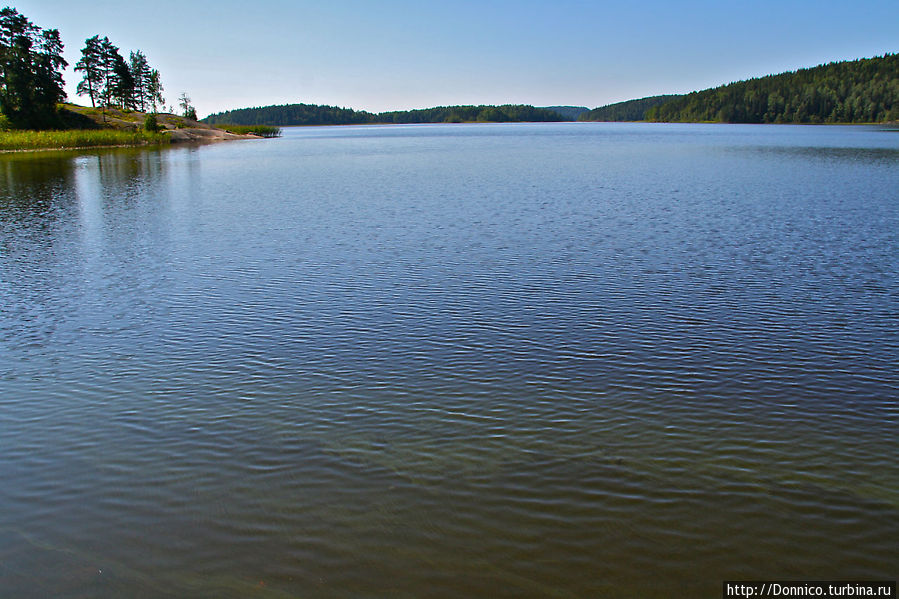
[1,123,897,597]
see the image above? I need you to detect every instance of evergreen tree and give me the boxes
[96,36,134,109]
[178,92,196,120]
[0,7,37,121]
[80,40,162,113]
[0,7,66,128]
[75,35,103,107]
[128,50,151,111]
[33,28,67,113]
[98,36,116,108]
[110,49,134,108]
[148,69,164,113]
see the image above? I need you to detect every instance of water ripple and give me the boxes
[1,124,897,597]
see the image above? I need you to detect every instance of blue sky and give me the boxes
[10,0,898,118]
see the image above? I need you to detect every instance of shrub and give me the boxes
[144,113,161,132]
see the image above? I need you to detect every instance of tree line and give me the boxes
[203,103,566,126]
[205,103,375,126]
[378,105,563,123]
[75,35,163,113]
[645,54,899,124]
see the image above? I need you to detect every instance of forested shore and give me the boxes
[582,54,897,124]
[203,104,566,126]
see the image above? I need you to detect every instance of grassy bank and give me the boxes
[214,124,281,137]
[0,128,170,151]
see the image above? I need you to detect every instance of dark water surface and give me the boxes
[1,123,897,597]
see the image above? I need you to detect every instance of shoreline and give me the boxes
[237,119,898,128]
[3,120,895,154]
[0,103,267,154]
[0,128,260,155]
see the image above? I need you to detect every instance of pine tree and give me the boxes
[32,28,67,123]
[148,69,164,113]
[111,50,134,108]
[178,92,196,120]
[90,36,135,110]
[75,35,103,108]
[98,36,114,108]
[81,40,163,114]
[129,50,151,111]
[0,7,37,120]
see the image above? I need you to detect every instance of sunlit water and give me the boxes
[1,123,897,598]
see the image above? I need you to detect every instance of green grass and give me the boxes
[215,124,282,137]
[0,129,170,151]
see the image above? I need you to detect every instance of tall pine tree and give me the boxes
[129,50,149,111]
[110,50,134,109]
[75,35,103,108]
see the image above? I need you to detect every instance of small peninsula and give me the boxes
[58,103,279,143]
[0,103,280,152]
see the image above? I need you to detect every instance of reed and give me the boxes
[0,129,170,151]
[215,124,282,138]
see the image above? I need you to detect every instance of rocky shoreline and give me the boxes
[61,104,260,143]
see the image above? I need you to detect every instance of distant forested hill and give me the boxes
[204,103,375,126]
[541,106,590,120]
[203,104,565,125]
[377,105,564,123]
[579,95,683,121]
[646,53,899,123]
